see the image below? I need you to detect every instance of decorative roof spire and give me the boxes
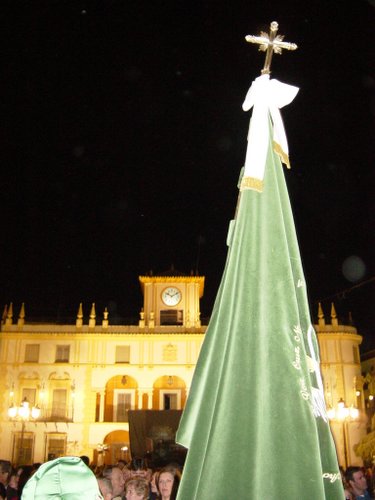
[102,307,109,328]
[318,302,325,326]
[1,304,8,324]
[5,302,13,325]
[18,303,25,326]
[348,311,354,326]
[89,303,96,328]
[330,303,338,326]
[139,308,145,328]
[76,303,83,328]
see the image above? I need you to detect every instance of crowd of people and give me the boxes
[0,456,181,500]
[2,456,375,499]
[92,457,181,500]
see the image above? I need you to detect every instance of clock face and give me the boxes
[161,287,182,306]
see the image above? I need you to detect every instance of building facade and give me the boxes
[316,303,366,467]
[0,274,367,467]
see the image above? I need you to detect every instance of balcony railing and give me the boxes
[37,406,74,423]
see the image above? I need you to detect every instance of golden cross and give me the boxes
[245,21,297,75]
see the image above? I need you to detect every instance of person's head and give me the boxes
[124,477,149,500]
[17,465,34,496]
[21,456,103,500]
[80,455,90,467]
[345,466,368,495]
[128,458,149,481]
[97,477,113,500]
[150,470,159,494]
[0,460,11,486]
[156,466,181,500]
[103,465,125,496]
[129,458,145,472]
[8,471,19,490]
[116,459,126,470]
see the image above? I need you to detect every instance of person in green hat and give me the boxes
[21,456,103,499]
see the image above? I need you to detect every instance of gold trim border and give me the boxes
[240,176,264,192]
[273,141,290,169]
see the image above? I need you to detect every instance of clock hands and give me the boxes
[162,288,181,305]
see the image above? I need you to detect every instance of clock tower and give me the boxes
[139,272,205,328]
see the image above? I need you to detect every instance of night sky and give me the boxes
[1,2,374,349]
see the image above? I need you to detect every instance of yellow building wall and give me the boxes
[0,323,205,465]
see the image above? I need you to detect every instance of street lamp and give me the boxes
[8,398,41,465]
[121,445,130,463]
[328,398,359,469]
[97,443,109,466]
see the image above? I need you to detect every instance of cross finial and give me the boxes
[245,21,297,75]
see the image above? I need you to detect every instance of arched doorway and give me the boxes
[94,430,131,466]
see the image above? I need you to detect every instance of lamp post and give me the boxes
[328,398,359,469]
[8,398,41,466]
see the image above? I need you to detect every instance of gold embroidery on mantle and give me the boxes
[240,176,264,192]
[273,141,290,168]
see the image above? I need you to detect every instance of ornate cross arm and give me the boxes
[245,21,297,75]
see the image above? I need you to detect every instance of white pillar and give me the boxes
[99,391,105,422]
[147,390,153,409]
[138,392,143,409]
